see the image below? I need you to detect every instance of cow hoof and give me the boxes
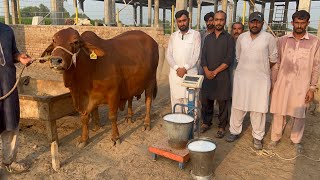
[116,139,121,145]
[76,141,87,148]
[112,139,121,146]
[125,117,134,123]
[142,125,151,131]
[92,126,101,132]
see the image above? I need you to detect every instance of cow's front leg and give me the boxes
[126,97,134,123]
[109,106,120,145]
[77,113,90,148]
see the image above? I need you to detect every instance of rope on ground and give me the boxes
[249,147,320,162]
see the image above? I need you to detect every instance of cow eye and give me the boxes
[70,41,79,45]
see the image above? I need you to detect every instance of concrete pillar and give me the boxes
[176,0,188,11]
[154,0,159,27]
[163,8,166,30]
[148,0,152,26]
[317,20,320,38]
[298,0,311,12]
[233,0,238,23]
[228,3,233,33]
[11,0,18,24]
[268,0,275,26]
[133,3,138,26]
[196,0,201,30]
[171,5,175,33]
[261,2,266,15]
[249,0,255,14]
[17,0,21,24]
[214,0,218,12]
[139,1,143,26]
[104,0,111,25]
[112,0,116,25]
[222,0,228,13]
[189,0,193,28]
[3,0,10,24]
[51,0,64,25]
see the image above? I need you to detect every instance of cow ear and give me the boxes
[41,43,54,57]
[82,42,105,57]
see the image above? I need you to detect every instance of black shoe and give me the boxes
[253,138,263,150]
[200,124,210,133]
[226,134,239,142]
[215,130,226,138]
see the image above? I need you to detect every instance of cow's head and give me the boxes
[41,27,103,73]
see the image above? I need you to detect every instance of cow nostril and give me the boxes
[57,59,62,63]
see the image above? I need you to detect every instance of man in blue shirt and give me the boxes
[0,22,32,173]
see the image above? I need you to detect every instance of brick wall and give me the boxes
[10,25,170,58]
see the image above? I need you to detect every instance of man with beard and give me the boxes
[231,22,244,40]
[226,12,278,150]
[228,22,244,120]
[166,10,201,112]
[200,10,235,138]
[268,10,320,153]
[199,12,215,75]
[201,12,215,46]
[230,22,244,86]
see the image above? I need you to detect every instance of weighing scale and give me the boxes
[148,74,204,169]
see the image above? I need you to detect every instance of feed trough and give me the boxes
[18,76,76,142]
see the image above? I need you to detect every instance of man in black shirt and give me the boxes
[200,11,235,138]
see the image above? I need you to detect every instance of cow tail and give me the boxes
[153,80,157,99]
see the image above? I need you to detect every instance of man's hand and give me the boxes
[206,70,217,80]
[18,53,32,65]
[176,67,187,78]
[203,68,217,80]
[305,89,315,103]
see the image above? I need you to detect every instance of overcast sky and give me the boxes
[2,0,320,30]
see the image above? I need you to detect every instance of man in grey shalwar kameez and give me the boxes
[0,22,32,173]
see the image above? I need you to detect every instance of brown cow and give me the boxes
[41,28,158,147]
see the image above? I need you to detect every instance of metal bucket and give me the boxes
[187,138,217,179]
[163,113,194,149]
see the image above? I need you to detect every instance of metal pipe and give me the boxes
[171,5,175,34]
[242,1,246,25]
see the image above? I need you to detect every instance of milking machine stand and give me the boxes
[148,74,204,169]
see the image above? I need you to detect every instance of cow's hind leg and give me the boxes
[143,81,156,131]
[77,113,90,148]
[126,97,134,123]
[91,107,101,131]
[109,106,121,145]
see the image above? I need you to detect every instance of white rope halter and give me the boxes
[51,46,80,70]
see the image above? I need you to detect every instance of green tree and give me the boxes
[20,4,69,18]
[71,13,89,18]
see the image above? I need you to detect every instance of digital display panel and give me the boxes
[185,76,199,82]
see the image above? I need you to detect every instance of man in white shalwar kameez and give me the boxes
[226,12,278,150]
[166,10,201,112]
